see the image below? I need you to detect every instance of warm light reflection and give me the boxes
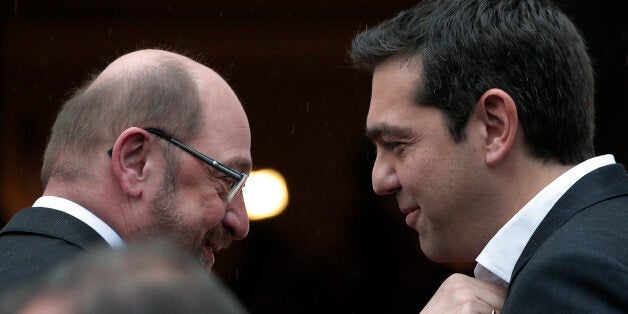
[243,168,288,220]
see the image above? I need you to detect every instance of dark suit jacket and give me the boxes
[503,164,628,313]
[0,207,109,295]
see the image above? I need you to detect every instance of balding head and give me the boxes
[97,49,220,86]
[41,49,232,186]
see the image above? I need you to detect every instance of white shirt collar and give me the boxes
[32,196,125,248]
[474,154,615,285]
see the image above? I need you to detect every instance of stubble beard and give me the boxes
[147,157,203,262]
[147,156,232,268]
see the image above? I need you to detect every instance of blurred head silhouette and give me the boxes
[2,239,248,314]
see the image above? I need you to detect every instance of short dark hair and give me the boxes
[351,0,595,164]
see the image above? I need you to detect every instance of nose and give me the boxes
[372,153,400,195]
[223,193,250,240]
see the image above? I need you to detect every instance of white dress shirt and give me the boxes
[32,195,125,248]
[474,154,616,287]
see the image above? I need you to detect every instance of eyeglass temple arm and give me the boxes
[144,128,245,180]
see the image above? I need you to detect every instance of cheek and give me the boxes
[176,176,227,228]
[180,191,226,228]
[397,152,436,193]
[402,153,464,213]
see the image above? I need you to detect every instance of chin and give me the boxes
[419,240,457,263]
[422,247,476,264]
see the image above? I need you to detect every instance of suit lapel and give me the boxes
[510,164,628,285]
[0,207,108,250]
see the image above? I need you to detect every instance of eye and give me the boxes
[224,176,238,189]
[204,170,231,198]
[214,174,238,191]
[383,140,408,152]
[382,141,412,157]
[383,141,401,150]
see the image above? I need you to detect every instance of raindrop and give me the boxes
[108,27,112,37]
[291,125,295,135]
[219,10,224,17]
[305,102,310,112]
[13,0,18,14]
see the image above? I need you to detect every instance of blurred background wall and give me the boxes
[1,0,626,312]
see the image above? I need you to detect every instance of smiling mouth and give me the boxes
[202,237,226,269]
[400,206,421,230]
[201,227,234,268]
[202,245,215,268]
[400,206,420,215]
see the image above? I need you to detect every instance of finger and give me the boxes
[478,289,506,311]
[436,274,506,312]
[462,275,508,299]
[474,283,507,311]
[453,275,507,310]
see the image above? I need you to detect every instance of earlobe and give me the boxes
[110,127,153,198]
[479,89,518,166]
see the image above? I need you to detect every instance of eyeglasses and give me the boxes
[108,128,248,203]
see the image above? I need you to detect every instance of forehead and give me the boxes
[193,74,252,172]
[366,59,423,135]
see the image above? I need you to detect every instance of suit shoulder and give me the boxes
[506,242,628,313]
[504,201,628,313]
[0,232,86,295]
[548,197,628,256]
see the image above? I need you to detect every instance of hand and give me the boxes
[420,273,507,314]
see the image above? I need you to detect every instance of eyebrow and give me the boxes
[365,123,413,142]
[228,157,253,174]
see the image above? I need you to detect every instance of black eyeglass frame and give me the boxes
[107,128,248,203]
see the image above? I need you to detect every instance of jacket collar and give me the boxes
[0,207,108,250]
[510,163,628,284]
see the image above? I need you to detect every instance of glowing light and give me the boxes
[243,169,288,220]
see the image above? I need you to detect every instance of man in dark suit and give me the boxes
[351,0,627,312]
[0,49,252,295]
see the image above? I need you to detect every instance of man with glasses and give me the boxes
[0,49,252,295]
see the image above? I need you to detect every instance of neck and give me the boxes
[496,155,574,226]
[43,175,133,240]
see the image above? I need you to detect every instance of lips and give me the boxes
[400,207,421,229]
[202,245,216,268]
[202,238,225,269]
[399,207,419,215]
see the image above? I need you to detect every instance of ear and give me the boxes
[110,127,154,198]
[477,88,518,166]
